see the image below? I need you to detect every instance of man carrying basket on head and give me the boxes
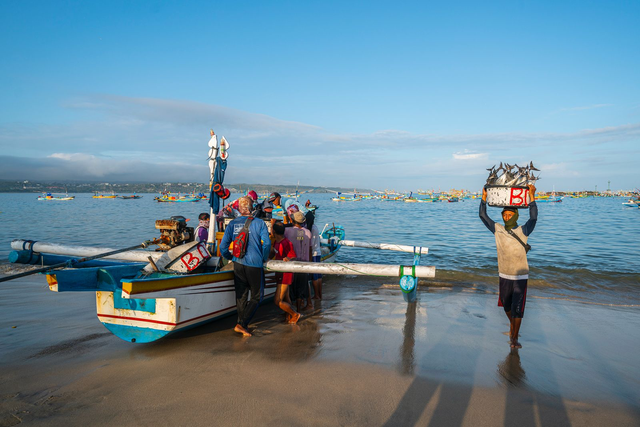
[479,184,537,349]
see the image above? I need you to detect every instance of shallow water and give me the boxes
[0,193,639,304]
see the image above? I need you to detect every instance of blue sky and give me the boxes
[1,0,639,191]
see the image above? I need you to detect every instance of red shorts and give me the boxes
[275,271,293,286]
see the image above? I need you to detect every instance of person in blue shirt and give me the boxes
[220,196,271,337]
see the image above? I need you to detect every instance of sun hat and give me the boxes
[292,211,306,224]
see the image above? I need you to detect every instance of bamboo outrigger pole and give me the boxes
[10,240,164,263]
[320,239,428,255]
[265,260,435,278]
[0,239,160,283]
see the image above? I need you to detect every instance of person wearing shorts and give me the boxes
[270,221,301,324]
[285,211,312,312]
[306,210,323,299]
[479,184,537,349]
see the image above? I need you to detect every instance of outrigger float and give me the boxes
[2,131,436,343]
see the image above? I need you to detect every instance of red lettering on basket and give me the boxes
[181,251,202,271]
[509,188,528,206]
[196,243,209,259]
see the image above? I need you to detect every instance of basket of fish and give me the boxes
[484,162,539,208]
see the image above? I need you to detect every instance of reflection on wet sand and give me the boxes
[497,349,527,387]
[400,301,418,375]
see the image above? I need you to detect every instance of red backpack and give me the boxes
[232,217,253,258]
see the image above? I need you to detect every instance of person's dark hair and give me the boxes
[269,192,281,202]
[199,212,210,220]
[305,211,315,229]
[273,221,285,236]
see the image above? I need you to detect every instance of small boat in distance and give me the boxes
[37,192,75,201]
[119,195,143,199]
[93,191,118,199]
[154,196,200,203]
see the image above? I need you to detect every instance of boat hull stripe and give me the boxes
[98,305,237,327]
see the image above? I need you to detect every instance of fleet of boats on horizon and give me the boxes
[34,189,640,206]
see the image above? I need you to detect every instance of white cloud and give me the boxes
[453,150,488,160]
[557,104,613,112]
[1,94,639,189]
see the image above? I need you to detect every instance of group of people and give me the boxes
[194,185,539,348]
[210,192,323,337]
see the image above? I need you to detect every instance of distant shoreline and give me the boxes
[0,180,372,195]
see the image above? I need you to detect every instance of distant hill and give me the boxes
[0,180,374,195]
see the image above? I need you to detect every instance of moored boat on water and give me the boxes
[119,195,143,199]
[37,192,75,201]
[332,196,361,202]
[154,194,200,202]
[93,192,118,199]
[537,196,564,203]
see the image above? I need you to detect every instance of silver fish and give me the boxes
[485,161,540,186]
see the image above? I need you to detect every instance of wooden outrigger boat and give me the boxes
[7,230,343,343]
[6,228,433,343]
[3,131,436,343]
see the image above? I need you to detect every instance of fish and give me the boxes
[486,171,498,185]
[485,161,540,186]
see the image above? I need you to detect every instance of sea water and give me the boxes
[0,193,638,305]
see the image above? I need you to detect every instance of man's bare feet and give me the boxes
[234,324,252,337]
[303,304,313,311]
[312,296,320,300]
[288,312,302,324]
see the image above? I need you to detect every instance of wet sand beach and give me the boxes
[1,274,639,426]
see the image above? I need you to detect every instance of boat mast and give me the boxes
[206,130,218,254]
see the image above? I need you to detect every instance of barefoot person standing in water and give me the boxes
[479,184,537,348]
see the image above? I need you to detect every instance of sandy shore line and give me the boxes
[1,274,638,426]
